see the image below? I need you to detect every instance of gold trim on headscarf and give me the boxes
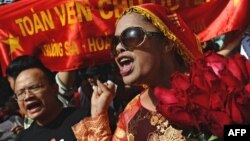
[117,6,202,65]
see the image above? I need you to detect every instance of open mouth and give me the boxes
[26,101,42,113]
[117,56,134,76]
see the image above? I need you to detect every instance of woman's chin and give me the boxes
[123,75,141,86]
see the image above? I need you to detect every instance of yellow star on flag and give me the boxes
[1,33,23,54]
[234,0,239,6]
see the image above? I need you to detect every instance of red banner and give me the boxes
[0,0,249,76]
[176,0,250,42]
[0,0,118,75]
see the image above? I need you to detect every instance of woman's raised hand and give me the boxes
[91,80,116,117]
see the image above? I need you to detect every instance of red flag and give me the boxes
[176,0,250,42]
[0,0,120,75]
[0,0,249,76]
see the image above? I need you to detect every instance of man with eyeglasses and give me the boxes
[6,55,79,129]
[6,55,89,141]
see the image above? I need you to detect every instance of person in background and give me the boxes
[6,55,89,141]
[0,97,23,141]
[5,55,78,129]
[240,26,250,59]
[6,56,77,108]
[0,75,23,141]
[216,30,245,57]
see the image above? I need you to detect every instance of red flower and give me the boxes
[155,51,250,138]
[226,54,250,83]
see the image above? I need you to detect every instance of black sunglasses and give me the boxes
[111,26,163,57]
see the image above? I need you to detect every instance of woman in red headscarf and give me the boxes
[72,3,250,141]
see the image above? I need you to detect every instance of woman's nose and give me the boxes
[115,44,127,56]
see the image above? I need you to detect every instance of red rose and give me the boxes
[238,84,250,123]
[226,54,250,83]
[204,51,226,76]
[155,86,199,130]
[155,51,250,138]
[205,111,231,137]
[170,72,190,90]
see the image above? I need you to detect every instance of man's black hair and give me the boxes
[6,55,55,83]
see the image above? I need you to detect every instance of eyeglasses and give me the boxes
[14,83,45,101]
[111,26,163,57]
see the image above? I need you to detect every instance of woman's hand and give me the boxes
[91,80,116,117]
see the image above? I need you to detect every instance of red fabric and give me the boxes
[113,95,142,140]
[134,3,203,64]
[1,0,249,75]
[177,0,250,42]
[73,91,81,108]
[0,0,114,76]
[0,110,5,118]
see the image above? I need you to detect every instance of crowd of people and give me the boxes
[0,1,250,141]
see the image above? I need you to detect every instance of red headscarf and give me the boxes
[118,3,203,64]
